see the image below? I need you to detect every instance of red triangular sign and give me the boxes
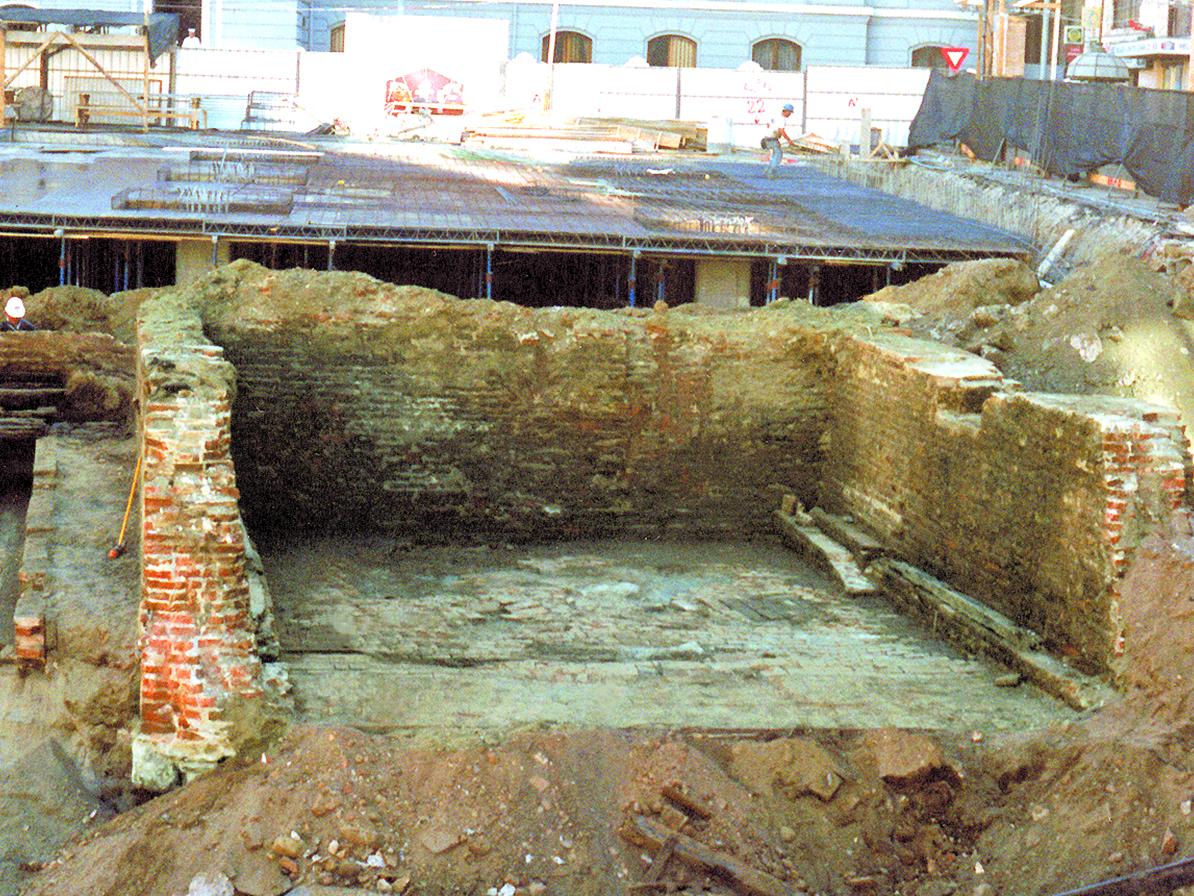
[941,47,969,71]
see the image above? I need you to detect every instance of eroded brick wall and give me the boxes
[203,265,836,539]
[0,331,134,420]
[134,290,280,787]
[821,333,1189,674]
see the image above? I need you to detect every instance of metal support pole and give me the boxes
[766,258,779,304]
[56,228,66,286]
[656,261,667,304]
[210,234,219,268]
[628,251,639,308]
[122,242,130,292]
[807,264,821,305]
[327,239,336,271]
[485,243,494,300]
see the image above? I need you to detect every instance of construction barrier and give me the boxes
[908,69,1194,206]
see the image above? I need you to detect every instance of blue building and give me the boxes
[209,0,976,69]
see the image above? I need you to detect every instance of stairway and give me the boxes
[0,375,63,440]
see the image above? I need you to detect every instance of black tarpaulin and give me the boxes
[0,9,179,59]
[908,71,1194,206]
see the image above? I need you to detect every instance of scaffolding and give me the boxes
[0,8,180,130]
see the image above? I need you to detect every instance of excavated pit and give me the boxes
[142,260,1108,742]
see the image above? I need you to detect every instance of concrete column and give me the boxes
[694,258,751,309]
[175,237,230,286]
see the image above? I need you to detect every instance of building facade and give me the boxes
[285,0,977,70]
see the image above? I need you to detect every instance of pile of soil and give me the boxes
[0,285,157,344]
[864,260,1039,315]
[888,254,1194,430]
[21,725,980,896]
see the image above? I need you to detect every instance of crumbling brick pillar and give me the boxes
[133,291,281,790]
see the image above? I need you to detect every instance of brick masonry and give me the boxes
[131,262,1191,774]
[204,269,835,540]
[134,288,285,788]
[0,331,134,421]
[819,333,1190,675]
[13,439,57,671]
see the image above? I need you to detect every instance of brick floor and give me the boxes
[261,537,1076,740]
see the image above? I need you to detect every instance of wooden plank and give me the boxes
[870,558,1113,712]
[661,783,712,820]
[627,816,798,896]
[0,387,64,408]
[774,510,877,596]
[807,508,886,561]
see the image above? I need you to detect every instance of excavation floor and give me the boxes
[260,536,1076,741]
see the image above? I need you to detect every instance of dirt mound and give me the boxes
[892,253,1194,429]
[22,286,157,343]
[864,259,1040,314]
[23,726,990,896]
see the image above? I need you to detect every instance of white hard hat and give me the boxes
[5,297,24,319]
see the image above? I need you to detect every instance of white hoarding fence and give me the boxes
[802,66,931,148]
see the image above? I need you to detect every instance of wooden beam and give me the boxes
[626,816,798,896]
[2,30,57,89]
[0,25,6,129]
[57,30,145,114]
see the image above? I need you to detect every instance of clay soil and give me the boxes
[12,255,1194,896]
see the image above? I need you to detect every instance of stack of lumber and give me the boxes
[461,115,707,153]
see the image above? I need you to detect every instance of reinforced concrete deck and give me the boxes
[260,535,1076,742]
[0,129,1027,263]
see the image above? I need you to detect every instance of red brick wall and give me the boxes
[821,333,1191,674]
[135,294,272,780]
[12,439,57,670]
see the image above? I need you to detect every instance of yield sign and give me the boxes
[940,46,970,71]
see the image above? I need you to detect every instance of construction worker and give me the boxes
[2,297,35,332]
[764,103,797,178]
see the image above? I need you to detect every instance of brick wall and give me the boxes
[134,290,283,788]
[204,268,836,539]
[13,439,57,671]
[0,331,134,420]
[820,333,1190,674]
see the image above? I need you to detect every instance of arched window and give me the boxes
[329,22,344,52]
[752,38,802,71]
[911,45,949,67]
[647,34,696,67]
[541,30,592,63]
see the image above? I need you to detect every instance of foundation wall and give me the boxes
[134,289,280,787]
[204,265,836,539]
[0,332,134,421]
[820,333,1189,674]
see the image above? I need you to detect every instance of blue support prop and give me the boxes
[766,258,779,304]
[628,252,638,308]
[58,233,66,286]
[485,244,494,300]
